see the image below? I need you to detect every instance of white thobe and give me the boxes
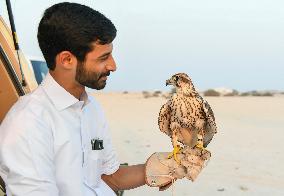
[0,73,119,196]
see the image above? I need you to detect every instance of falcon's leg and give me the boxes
[168,130,181,164]
[196,130,210,153]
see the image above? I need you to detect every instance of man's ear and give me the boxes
[55,51,77,70]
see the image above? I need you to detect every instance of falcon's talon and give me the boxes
[195,143,210,155]
[168,145,181,164]
[195,143,205,149]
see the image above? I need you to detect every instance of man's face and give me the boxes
[75,43,116,90]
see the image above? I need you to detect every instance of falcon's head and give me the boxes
[166,73,197,95]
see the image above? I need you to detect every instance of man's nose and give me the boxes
[106,55,117,72]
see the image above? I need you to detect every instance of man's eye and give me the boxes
[100,57,108,61]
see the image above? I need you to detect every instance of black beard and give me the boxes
[75,61,110,90]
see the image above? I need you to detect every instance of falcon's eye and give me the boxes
[174,76,179,81]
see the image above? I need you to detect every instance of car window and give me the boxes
[30,60,48,84]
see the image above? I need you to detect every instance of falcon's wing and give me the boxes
[197,95,217,147]
[158,101,172,137]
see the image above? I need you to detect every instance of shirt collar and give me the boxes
[41,73,90,111]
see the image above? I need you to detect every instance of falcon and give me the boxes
[158,73,217,164]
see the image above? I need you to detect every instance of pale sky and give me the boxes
[1,0,283,92]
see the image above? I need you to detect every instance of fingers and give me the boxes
[159,182,172,191]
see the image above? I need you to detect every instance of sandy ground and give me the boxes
[93,92,284,196]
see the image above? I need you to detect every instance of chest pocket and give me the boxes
[83,150,103,189]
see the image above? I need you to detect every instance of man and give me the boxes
[0,2,146,195]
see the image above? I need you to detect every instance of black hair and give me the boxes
[37,2,117,70]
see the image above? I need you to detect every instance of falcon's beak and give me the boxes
[166,79,172,86]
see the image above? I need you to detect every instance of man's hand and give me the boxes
[145,147,211,189]
[145,152,186,188]
[158,180,175,191]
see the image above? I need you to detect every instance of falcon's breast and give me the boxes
[158,93,217,147]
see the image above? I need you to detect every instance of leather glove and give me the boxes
[145,147,210,189]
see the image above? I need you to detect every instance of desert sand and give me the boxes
[93,92,284,196]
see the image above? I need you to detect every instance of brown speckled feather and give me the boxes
[158,102,171,136]
[196,95,217,147]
